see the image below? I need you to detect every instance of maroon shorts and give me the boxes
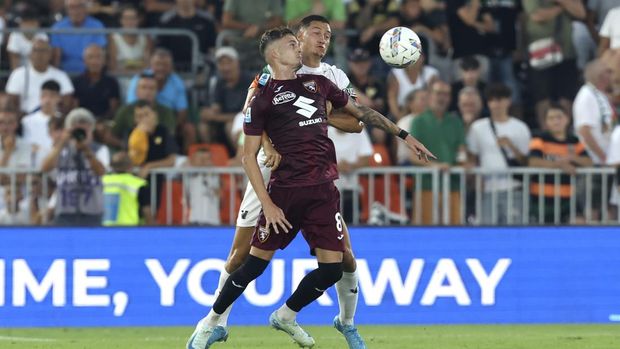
[252,181,345,253]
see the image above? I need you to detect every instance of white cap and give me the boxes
[215,46,239,61]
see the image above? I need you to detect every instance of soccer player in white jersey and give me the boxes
[211,15,367,349]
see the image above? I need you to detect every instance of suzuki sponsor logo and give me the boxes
[272,91,296,105]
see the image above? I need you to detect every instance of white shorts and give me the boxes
[236,149,272,227]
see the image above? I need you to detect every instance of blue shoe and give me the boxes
[186,323,229,349]
[333,315,367,349]
[269,311,315,348]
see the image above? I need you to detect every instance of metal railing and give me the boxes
[149,166,620,226]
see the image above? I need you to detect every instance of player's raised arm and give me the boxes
[340,98,437,161]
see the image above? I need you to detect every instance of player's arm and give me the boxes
[243,72,282,169]
[339,99,436,161]
[327,112,364,133]
[242,135,291,234]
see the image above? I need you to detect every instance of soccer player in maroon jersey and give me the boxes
[187,27,434,349]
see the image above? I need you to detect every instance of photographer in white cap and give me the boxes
[41,108,110,226]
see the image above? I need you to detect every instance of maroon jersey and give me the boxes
[244,74,350,187]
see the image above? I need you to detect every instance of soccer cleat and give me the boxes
[269,311,315,348]
[186,323,229,349]
[333,315,367,349]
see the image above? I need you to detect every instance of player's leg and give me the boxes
[187,247,275,349]
[333,221,367,349]
[214,154,271,326]
[270,248,343,349]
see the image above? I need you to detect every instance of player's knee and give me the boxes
[235,255,270,286]
[225,249,246,273]
[317,262,343,288]
[342,248,357,272]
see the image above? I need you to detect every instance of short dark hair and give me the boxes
[259,27,296,57]
[460,56,480,71]
[297,15,330,32]
[41,80,61,93]
[485,83,512,100]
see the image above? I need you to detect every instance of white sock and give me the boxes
[205,309,222,327]
[335,271,359,326]
[276,303,298,322]
[216,269,233,327]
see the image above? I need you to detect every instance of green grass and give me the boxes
[0,324,618,349]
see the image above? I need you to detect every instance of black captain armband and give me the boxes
[398,129,409,140]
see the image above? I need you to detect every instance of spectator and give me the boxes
[573,59,614,165]
[347,48,386,114]
[456,86,483,132]
[467,84,531,225]
[598,7,620,55]
[183,148,220,225]
[0,108,34,171]
[529,105,591,224]
[445,0,492,62]
[126,48,195,152]
[50,0,107,74]
[480,0,521,104]
[450,56,486,112]
[5,38,74,114]
[127,101,176,208]
[111,72,177,149]
[607,123,620,212]
[108,5,152,74]
[144,0,175,27]
[6,10,48,70]
[386,37,438,119]
[410,80,466,225]
[328,125,373,223]
[221,0,283,71]
[103,151,153,226]
[523,0,585,127]
[587,0,620,55]
[159,0,217,71]
[396,89,428,165]
[286,0,346,28]
[21,80,62,168]
[41,108,109,226]
[573,59,614,221]
[346,0,400,55]
[72,44,120,120]
[199,47,253,150]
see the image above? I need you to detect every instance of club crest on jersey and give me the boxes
[303,80,317,93]
[258,73,270,86]
[272,91,296,105]
[258,225,270,242]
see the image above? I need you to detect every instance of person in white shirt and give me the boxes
[6,11,48,70]
[183,148,221,225]
[396,88,429,165]
[467,84,531,225]
[598,6,620,55]
[21,80,62,169]
[5,38,74,114]
[328,126,373,222]
[573,59,614,165]
[606,125,620,212]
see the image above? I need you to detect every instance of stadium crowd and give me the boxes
[0,0,618,226]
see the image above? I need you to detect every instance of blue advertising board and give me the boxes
[0,227,619,327]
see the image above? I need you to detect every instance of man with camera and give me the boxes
[41,108,110,226]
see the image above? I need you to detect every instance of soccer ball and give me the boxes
[379,27,422,68]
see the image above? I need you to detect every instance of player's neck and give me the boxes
[272,63,297,80]
[303,53,321,68]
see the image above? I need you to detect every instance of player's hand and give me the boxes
[263,202,292,235]
[263,143,282,171]
[404,134,436,162]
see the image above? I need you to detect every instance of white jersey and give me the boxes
[236,62,354,227]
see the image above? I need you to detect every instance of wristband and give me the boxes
[398,129,409,140]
